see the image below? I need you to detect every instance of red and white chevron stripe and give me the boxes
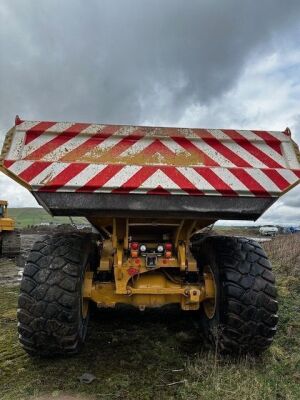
[2,118,300,198]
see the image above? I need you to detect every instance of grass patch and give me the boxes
[8,208,87,228]
[0,235,300,399]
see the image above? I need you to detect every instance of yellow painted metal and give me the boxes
[99,241,113,271]
[203,265,217,319]
[187,253,198,272]
[98,217,198,271]
[82,271,93,299]
[82,270,93,318]
[112,217,128,249]
[173,219,199,272]
[174,219,197,247]
[88,216,216,242]
[85,271,212,310]
[85,217,216,310]
[189,288,201,303]
[177,242,186,271]
[0,200,16,232]
[0,218,15,232]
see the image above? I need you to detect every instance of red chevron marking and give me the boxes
[24,121,57,145]
[25,123,90,160]
[194,167,237,196]
[76,164,124,192]
[222,130,283,168]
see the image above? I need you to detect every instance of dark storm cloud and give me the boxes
[1,0,300,136]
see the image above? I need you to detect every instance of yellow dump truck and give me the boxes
[1,116,300,356]
[0,199,20,257]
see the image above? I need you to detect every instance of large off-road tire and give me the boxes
[17,233,98,356]
[191,236,278,354]
[1,231,21,257]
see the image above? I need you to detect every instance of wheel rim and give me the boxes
[81,263,91,319]
[82,296,89,319]
[203,264,217,319]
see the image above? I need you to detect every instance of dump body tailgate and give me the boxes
[1,117,299,220]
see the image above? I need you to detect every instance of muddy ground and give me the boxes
[0,258,22,286]
[0,233,43,286]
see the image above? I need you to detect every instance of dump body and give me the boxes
[1,117,300,227]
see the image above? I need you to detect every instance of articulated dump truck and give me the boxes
[1,116,300,356]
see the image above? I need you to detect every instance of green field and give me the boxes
[0,234,299,399]
[7,207,262,233]
[8,207,87,228]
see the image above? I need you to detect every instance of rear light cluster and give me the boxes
[130,242,139,258]
[164,242,172,258]
[130,242,172,258]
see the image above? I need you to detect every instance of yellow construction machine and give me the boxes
[0,199,20,257]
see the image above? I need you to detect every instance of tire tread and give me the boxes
[192,236,278,354]
[18,233,94,356]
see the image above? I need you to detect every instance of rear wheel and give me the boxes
[17,233,98,356]
[1,231,21,257]
[192,236,278,354]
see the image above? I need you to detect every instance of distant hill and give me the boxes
[7,207,87,228]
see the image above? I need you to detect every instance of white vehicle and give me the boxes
[259,226,278,236]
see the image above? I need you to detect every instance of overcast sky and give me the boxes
[0,0,300,225]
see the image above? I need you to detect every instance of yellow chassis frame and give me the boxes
[83,218,215,311]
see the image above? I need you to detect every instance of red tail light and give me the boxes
[130,242,139,250]
[130,242,139,258]
[165,243,172,258]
